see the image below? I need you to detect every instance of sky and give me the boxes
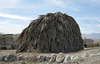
[0,0,100,34]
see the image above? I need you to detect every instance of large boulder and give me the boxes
[17,12,83,53]
[0,34,19,50]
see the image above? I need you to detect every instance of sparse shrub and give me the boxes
[93,41,100,46]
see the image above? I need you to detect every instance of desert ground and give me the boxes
[0,46,100,64]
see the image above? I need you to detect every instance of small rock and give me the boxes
[89,54,97,57]
[49,53,57,62]
[82,53,89,58]
[4,54,17,62]
[45,56,51,61]
[71,56,75,60]
[0,55,6,61]
[36,55,46,62]
[24,56,28,60]
[63,55,71,63]
[17,55,25,61]
[97,52,100,56]
[19,56,27,61]
[56,52,65,63]
[73,56,80,60]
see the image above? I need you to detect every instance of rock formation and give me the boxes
[0,34,19,50]
[17,12,83,53]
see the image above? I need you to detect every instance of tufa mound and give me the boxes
[16,12,83,53]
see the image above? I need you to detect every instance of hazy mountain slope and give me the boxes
[0,32,4,34]
[82,33,100,41]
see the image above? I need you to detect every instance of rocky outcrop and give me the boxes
[0,34,19,50]
[17,12,83,53]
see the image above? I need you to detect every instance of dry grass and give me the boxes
[87,44,99,48]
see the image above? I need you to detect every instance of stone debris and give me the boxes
[0,55,6,61]
[4,54,17,62]
[17,55,25,61]
[73,56,80,60]
[97,52,100,56]
[19,60,27,64]
[45,56,52,61]
[0,52,100,63]
[71,56,75,60]
[82,53,89,58]
[49,53,57,62]
[89,54,97,57]
[63,55,71,63]
[56,52,65,63]
[36,55,46,62]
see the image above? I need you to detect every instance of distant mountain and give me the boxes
[82,33,100,41]
[0,32,4,34]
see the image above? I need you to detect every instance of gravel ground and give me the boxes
[0,46,100,64]
[80,55,100,64]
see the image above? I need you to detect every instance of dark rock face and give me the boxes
[17,12,83,53]
[0,34,19,50]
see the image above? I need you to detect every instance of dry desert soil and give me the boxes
[0,46,100,64]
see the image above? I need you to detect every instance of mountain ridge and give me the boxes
[82,33,100,41]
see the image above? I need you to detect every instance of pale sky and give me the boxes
[0,0,100,34]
